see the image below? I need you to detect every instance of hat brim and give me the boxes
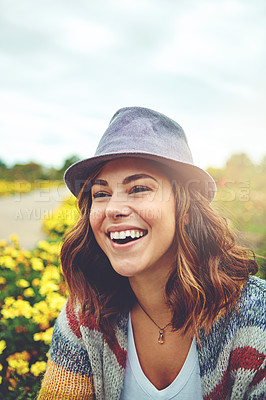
[64,152,217,202]
[64,151,216,202]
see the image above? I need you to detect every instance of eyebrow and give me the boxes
[91,173,158,187]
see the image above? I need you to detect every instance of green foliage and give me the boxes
[58,155,80,174]
[0,155,80,182]
[207,153,266,279]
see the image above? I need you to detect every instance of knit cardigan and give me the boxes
[38,276,266,400]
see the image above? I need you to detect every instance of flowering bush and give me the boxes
[42,195,79,240]
[0,236,67,399]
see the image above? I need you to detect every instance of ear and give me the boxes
[184,212,190,225]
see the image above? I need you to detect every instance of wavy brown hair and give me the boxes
[60,162,258,339]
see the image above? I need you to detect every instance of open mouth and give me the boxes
[108,229,148,245]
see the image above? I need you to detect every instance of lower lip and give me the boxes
[108,234,147,250]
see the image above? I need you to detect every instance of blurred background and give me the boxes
[0,0,265,398]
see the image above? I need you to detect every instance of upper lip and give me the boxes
[106,225,147,234]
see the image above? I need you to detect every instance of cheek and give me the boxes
[159,198,176,238]
[136,200,163,221]
[89,205,105,234]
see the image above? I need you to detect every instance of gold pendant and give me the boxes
[158,330,164,344]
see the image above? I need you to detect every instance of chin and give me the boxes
[110,262,141,278]
[112,267,137,278]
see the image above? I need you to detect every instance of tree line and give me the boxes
[0,156,80,181]
[0,153,265,186]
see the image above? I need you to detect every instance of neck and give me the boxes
[129,268,173,326]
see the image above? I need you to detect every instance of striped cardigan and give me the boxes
[38,276,266,400]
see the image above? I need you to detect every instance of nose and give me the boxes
[105,195,132,220]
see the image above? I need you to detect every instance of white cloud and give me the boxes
[0,91,106,166]
[112,0,152,12]
[56,18,117,53]
[153,1,266,93]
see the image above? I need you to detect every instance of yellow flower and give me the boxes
[33,332,42,341]
[8,359,29,375]
[4,297,15,306]
[1,308,17,319]
[8,247,19,258]
[24,287,35,297]
[39,282,59,296]
[33,300,49,313]
[0,340,6,355]
[39,251,49,261]
[34,327,53,345]
[16,254,25,264]
[42,265,60,282]
[31,257,44,271]
[1,299,35,319]
[7,351,30,375]
[0,376,2,385]
[7,351,31,361]
[37,240,50,250]
[0,255,16,270]
[16,279,30,288]
[32,315,50,329]
[30,361,47,376]
[23,250,31,258]
[32,278,40,286]
[0,363,3,371]
[9,234,19,245]
[46,292,66,311]
[32,301,57,327]
[0,276,6,285]
[42,327,54,344]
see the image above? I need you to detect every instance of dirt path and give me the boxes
[0,185,71,250]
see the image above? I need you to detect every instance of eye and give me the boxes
[92,191,111,199]
[129,185,151,194]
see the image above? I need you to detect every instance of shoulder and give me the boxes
[198,276,266,354]
[198,278,265,398]
[229,276,265,357]
[238,276,266,328]
[51,298,88,352]
[241,275,266,298]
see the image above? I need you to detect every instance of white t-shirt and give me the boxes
[120,313,203,400]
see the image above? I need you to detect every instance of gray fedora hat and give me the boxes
[64,107,216,201]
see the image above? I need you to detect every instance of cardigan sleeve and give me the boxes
[239,277,266,400]
[198,276,266,400]
[226,277,266,400]
[37,300,95,400]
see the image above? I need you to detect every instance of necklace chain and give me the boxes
[136,300,172,344]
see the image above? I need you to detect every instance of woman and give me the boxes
[38,107,265,400]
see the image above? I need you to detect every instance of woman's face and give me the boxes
[89,158,176,280]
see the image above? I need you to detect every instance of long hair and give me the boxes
[60,162,258,339]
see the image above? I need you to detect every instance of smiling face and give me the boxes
[89,158,177,280]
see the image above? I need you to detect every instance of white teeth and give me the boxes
[109,230,145,240]
[119,231,126,239]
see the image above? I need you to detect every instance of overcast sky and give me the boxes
[1,0,265,171]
